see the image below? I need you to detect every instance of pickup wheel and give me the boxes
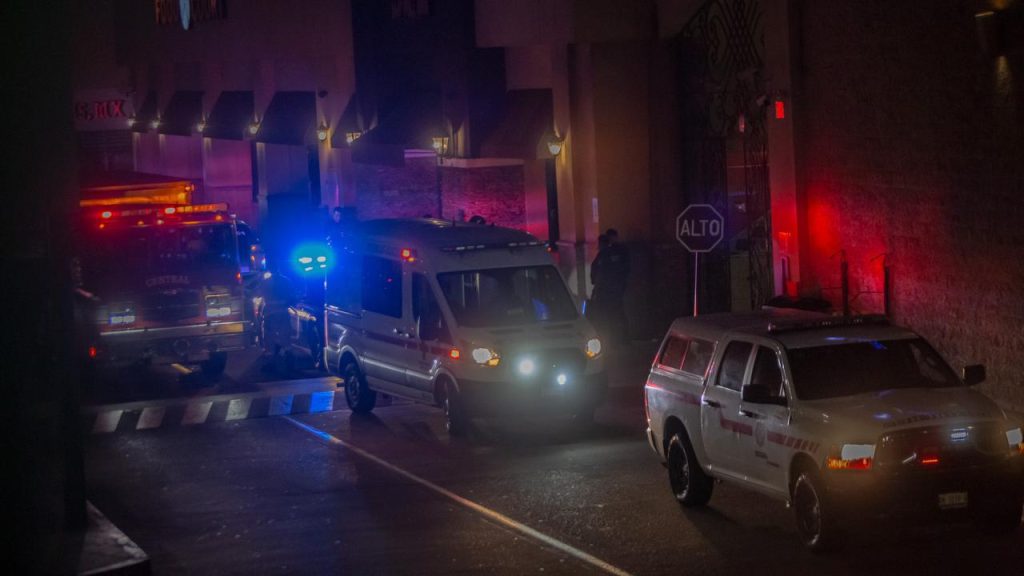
[792,470,844,553]
[342,361,376,414]
[667,432,713,507]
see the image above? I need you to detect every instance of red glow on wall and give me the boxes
[775,99,785,119]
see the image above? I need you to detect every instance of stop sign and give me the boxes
[676,204,724,253]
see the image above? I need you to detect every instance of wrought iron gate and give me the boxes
[679,0,773,310]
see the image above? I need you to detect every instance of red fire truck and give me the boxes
[75,202,252,377]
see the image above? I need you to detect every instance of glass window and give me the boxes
[326,247,361,313]
[681,339,714,377]
[750,346,784,397]
[658,336,688,370]
[717,341,753,392]
[413,274,451,344]
[361,256,402,318]
[436,266,577,328]
[787,338,962,401]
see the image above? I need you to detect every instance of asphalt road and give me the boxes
[84,349,1024,575]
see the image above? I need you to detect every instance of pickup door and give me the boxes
[700,339,755,481]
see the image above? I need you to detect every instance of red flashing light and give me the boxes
[775,99,786,119]
[449,348,461,360]
[215,214,223,221]
[236,272,242,284]
[88,346,97,358]
[101,211,112,219]
[400,248,417,262]
[921,456,940,466]
[98,223,106,230]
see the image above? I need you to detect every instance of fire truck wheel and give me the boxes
[201,352,228,379]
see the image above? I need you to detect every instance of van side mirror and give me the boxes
[741,384,787,406]
[962,364,986,386]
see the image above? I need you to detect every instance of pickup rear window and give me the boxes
[657,336,714,377]
[787,338,962,400]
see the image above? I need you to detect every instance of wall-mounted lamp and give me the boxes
[150,117,161,130]
[547,135,564,157]
[316,121,329,142]
[248,118,261,137]
[196,118,207,133]
[345,131,362,145]
[432,135,450,156]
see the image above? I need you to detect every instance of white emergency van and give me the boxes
[323,219,607,434]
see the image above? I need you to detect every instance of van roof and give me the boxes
[353,218,541,251]
[668,309,917,349]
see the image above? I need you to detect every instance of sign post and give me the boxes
[676,204,724,316]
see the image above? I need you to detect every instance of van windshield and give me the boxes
[437,266,578,327]
[787,338,962,400]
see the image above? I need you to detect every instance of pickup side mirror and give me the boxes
[741,384,787,406]
[962,364,986,386]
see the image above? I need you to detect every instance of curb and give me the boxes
[82,383,364,434]
[76,502,149,576]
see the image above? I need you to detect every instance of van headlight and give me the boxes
[109,304,136,325]
[585,338,602,358]
[205,294,234,319]
[1007,427,1024,456]
[471,347,501,367]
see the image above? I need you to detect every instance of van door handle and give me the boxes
[739,409,762,419]
[702,399,721,408]
[393,328,412,339]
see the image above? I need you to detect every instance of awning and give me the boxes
[479,89,553,159]
[131,91,158,133]
[159,91,203,136]
[254,91,316,146]
[350,91,443,166]
[330,92,371,149]
[204,91,254,141]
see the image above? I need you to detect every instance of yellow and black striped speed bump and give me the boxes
[82,386,396,434]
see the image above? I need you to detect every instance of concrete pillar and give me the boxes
[763,0,804,296]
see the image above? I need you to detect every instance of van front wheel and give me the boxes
[342,362,376,413]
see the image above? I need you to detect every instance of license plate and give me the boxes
[938,492,968,510]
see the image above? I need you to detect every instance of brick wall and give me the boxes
[796,0,1024,408]
[354,157,526,229]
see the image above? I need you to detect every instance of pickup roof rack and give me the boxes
[767,314,889,334]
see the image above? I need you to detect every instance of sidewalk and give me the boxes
[72,502,149,576]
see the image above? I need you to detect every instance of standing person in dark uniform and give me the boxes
[588,234,611,337]
[326,207,345,246]
[601,228,631,348]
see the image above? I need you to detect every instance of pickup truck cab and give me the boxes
[645,310,1023,551]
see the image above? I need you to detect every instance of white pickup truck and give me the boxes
[644,310,1024,551]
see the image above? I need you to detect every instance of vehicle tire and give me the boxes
[442,380,468,437]
[974,496,1023,535]
[792,469,844,553]
[200,351,227,379]
[342,361,376,413]
[667,432,713,507]
[311,330,325,372]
